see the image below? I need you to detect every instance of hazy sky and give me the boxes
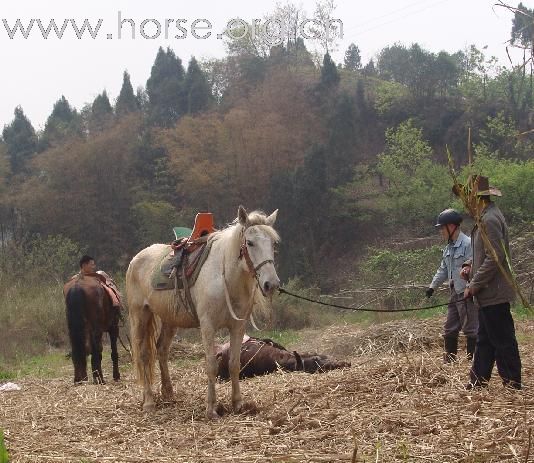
[0,0,526,130]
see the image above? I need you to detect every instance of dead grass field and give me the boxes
[1,317,534,462]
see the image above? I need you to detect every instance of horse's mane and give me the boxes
[212,210,280,243]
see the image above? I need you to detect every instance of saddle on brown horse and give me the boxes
[66,272,122,308]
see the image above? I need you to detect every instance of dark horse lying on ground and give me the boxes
[216,335,350,380]
[64,275,121,383]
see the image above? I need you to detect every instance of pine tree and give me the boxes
[89,90,113,133]
[320,53,340,89]
[183,57,213,114]
[344,43,362,71]
[116,71,139,117]
[2,106,37,173]
[325,92,358,186]
[362,59,377,76]
[146,47,185,127]
[293,144,328,279]
[40,96,83,149]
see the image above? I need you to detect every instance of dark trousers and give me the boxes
[444,292,478,338]
[470,302,522,389]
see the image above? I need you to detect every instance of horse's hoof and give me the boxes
[233,401,243,413]
[143,402,156,412]
[206,409,221,420]
[235,401,259,415]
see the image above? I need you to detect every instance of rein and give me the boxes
[222,225,275,327]
[238,227,275,298]
[278,287,465,313]
[239,242,274,279]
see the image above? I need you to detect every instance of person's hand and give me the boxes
[464,286,476,299]
[425,287,434,298]
[460,265,471,281]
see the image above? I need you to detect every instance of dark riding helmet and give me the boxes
[435,208,462,227]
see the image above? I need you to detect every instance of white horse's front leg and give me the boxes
[229,324,246,413]
[200,325,219,420]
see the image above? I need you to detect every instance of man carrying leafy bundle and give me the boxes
[454,175,521,390]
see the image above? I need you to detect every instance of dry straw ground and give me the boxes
[1,317,534,462]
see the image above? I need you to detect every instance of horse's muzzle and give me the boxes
[263,278,280,296]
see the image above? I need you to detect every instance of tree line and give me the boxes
[1,3,533,285]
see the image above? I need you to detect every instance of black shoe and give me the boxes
[443,336,458,363]
[503,380,522,390]
[466,337,477,361]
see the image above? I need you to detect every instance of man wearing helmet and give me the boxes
[426,209,478,363]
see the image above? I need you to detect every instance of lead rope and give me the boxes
[278,287,466,312]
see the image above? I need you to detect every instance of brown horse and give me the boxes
[64,275,121,383]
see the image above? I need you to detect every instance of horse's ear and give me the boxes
[238,205,248,226]
[266,209,278,227]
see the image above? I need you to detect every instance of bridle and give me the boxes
[238,226,275,296]
[221,224,276,324]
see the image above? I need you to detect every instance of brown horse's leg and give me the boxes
[65,285,88,383]
[200,324,219,419]
[109,320,120,381]
[156,323,177,401]
[74,357,88,383]
[90,332,105,384]
[229,324,246,413]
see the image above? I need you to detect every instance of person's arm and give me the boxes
[470,216,505,293]
[429,253,448,290]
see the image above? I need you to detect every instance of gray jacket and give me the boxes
[468,202,515,308]
[430,231,471,295]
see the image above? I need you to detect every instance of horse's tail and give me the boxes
[126,262,157,387]
[66,285,87,369]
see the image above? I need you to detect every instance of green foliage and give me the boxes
[380,120,433,171]
[467,150,534,222]
[377,120,451,226]
[325,92,359,186]
[89,90,113,133]
[131,200,180,245]
[292,144,329,279]
[26,235,83,281]
[378,43,460,99]
[359,245,447,312]
[362,59,377,76]
[373,80,410,117]
[40,96,83,150]
[0,278,67,360]
[146,47,186,127]
[2,106,37,173]
[0,235,80,358]
[362,246,443,286]
[116,71,139,117]
[511,3,534,47]
[183,57,213,115]
[0,234,83,282]
[344,43,361,71]
[320,53,340,89]
[0,429,8,463]
[478,111,534,160]
[272,277,366,329]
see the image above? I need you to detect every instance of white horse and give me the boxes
[126,206,280,418]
